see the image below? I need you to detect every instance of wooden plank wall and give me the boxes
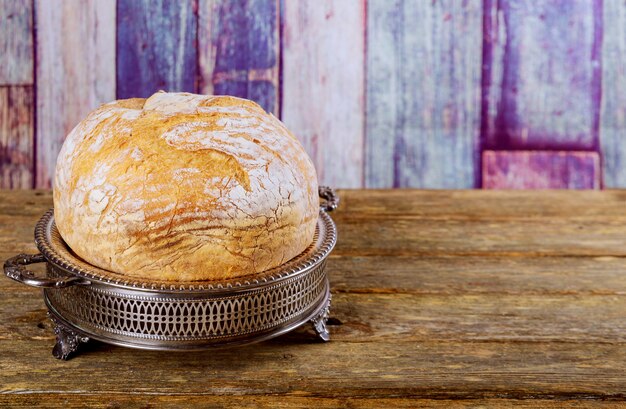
[483,151,601,189]
[117,0,197,98]
[199,0,280,115]
[482,0,602,189]
[601,0,626,187]
[366,0,482,188]
[2,0,626,189]
[35,0,116,188]
[0,0,34,189]
[482,0,600,150]
[282,0,365,188]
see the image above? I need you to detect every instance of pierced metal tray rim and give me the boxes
[35,209,337,294]
[44,284,331,351]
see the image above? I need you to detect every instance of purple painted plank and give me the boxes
[117,0,197,98]
[213,80,277,114]
[482,151,600,190]
[198,0,279,114]
[0,86,34,188]
[482,0,601,150]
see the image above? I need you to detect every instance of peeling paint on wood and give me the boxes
[35,0,116,188]
[117,0,197,98]
[281,0,365,188]
[0,86,33,188]
[198,0,279,114]
[482,150,600,189]
[1,0,623,190]
[0,0,34,188]
[0,0,33,85]
[366,0,482,188]
[482,0,601,150]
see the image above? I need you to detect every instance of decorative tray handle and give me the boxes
[319,186,339,212]
[4,253,89,288]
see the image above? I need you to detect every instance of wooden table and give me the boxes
[1,189,626,408]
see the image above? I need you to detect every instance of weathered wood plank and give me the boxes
[35,0,115,188]
[333,189,626,219]
[366,0,482,188]
[600,0,626,187]
[0,86,33,188]
[2,286,626,400]
[198,0,279,114]
[281,0,365,188]
[333,216,626,257]
[1,396,623,409]
[3,190,626,404]
[330,191,626,258]
[482,0,601,150]
[1,339,625,399]
[117,0,197,98]
[482,150,601,189]
[0,0,33,85]
[328,255,626,296]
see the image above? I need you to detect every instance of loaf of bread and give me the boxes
[53,91,319,281]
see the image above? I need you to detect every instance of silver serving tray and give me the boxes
[4,187,338,360]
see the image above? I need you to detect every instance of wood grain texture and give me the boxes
[198,0,279,114]
[482,0,601,150]
[0,86,33,188]
[329,254,626,296]
[601,0,626,187]
[2,190,626,406]
[0,393,623,409]
[0,0,33,85]
[482,150,600,189]
[330,189,626,258]
[329,189,626,219]
[2,396,623,409]
[117,0,197,98]
[35,0,115,188]
[281,0,365,188]
[366,0,482,188]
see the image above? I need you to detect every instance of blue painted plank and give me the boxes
[117,0,197,98]
[198,0,279,114]
[366,0,482,188]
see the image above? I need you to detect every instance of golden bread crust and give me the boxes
[53,92,319,281]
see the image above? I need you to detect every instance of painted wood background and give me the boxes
[1,0,625,189]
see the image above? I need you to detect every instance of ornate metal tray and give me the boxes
[4,187,338,360]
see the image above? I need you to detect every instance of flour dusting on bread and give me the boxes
[53,92,319,281]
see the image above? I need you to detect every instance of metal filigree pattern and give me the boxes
[45,264,328,344]
[4,253,45,282]
[310,294,331,341]
[48,313,90,360]
[319,186,339,212]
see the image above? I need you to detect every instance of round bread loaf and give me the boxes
[53,91,319,281]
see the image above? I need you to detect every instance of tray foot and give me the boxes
[310,294,332,342]
[48,312,89,360]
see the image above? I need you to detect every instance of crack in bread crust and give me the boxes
[53,92,319,281]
